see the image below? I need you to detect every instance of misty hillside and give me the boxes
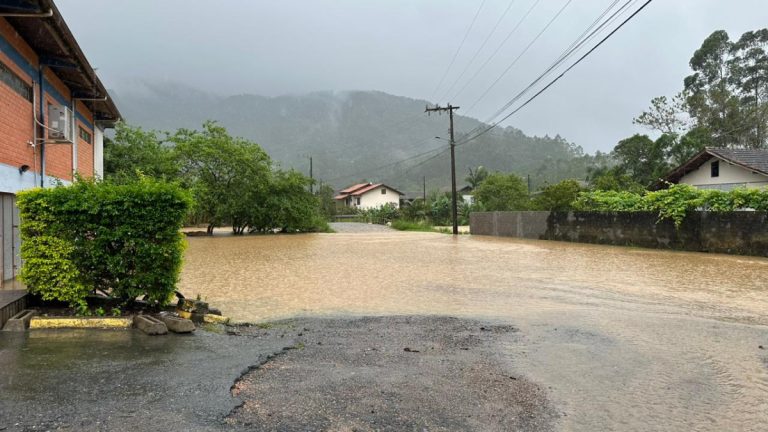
[112,82,602,192]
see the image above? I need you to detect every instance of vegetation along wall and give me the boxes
[470,211,768,257]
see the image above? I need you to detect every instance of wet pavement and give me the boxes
[0,317,553,432]
[228,316,556,432]
[0,327,289,431]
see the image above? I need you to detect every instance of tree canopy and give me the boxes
[604,27,768,190]
[104,121,327,234]
[474,173,529,211]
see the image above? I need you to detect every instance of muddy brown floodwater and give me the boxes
[180,229,768,431]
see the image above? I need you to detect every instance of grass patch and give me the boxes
[391,220,436,232]
[254,320,296,330]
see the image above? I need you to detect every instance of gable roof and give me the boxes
[340,183,370,194]
[655,147,768,189]
[334,183,404,200]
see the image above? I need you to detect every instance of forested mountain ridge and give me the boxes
[112,82,606,192]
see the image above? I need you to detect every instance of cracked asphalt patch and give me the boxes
[227,316,556,432]
[0,316,555,431]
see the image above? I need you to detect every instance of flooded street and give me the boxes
[180,228,768,431]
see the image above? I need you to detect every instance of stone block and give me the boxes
[134,315,168,335]
[3,309,37,331]
[158,315,195,333]
[177,310,205,324]
[203,313,230,324]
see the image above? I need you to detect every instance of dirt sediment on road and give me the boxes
[226,315,556,432]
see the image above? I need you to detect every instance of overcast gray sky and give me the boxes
[58,0,767,153]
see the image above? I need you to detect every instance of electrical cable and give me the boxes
[436,0,519,102]
[457,0,653,147]
[429,0,488,100]
[462,0,573,117]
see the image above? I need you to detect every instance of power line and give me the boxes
[457,0,654,147]
[450,0,543,102]
[484,0,634,124]
[437,0,519,102]
[322,141,447,183]
[463,0,573,117]
[429,0,488,101]
[453,0,634,143]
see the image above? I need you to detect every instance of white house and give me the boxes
[658,148,768,191]
[334,183,403,210]
[459,185,475,205]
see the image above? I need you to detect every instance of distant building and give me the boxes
[657,148,768,191]
[459,185,474,205]
[0,1,121,282]
[334,183,403,210]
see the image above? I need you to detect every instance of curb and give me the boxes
[29,316,134,329]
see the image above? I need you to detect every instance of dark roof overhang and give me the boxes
[1,0,121,127]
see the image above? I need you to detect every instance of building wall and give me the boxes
[76,118,94,177]
[679,156,768,190]
[358,186,401,209]
[0,17,95,193]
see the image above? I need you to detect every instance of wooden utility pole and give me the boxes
[309,156,314,194]
[425,104,460,235]
[423,176,426,203]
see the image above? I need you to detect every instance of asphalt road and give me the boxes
[0,316,555,431]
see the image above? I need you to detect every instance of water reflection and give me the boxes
[180,231,768,324]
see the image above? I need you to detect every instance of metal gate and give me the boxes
[0,193,21,283]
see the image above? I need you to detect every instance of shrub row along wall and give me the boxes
[470,211,768,257]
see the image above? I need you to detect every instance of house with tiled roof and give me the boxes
[656,148,768,191]
[334,182,403,210]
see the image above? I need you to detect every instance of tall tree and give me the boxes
[465,166,489,189]
[104,123,178,182]
[612,134,670,186]
[172,121,272,234]
[474,173,529,211]
[683,29,768,148]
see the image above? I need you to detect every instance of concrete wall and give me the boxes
[470,211,768,257]
[680,156,768,190]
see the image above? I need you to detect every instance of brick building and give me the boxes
[0,0,120,283]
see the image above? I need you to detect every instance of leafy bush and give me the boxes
[17,177,191,307]
[474,173,529,211]
[532,179,584,211]
[391,219,435,232]
[357,203,401,224]
[575,183,768,227]
[430,195,452,225]
[573,190,647,212]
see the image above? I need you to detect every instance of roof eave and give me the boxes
[4,0,122,124]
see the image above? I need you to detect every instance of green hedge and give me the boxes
[574,183,768,227]
[17,178,191,307]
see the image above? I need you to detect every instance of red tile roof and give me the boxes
[340,183,371,194]
[334,183,404,201]
[348,183,382,196]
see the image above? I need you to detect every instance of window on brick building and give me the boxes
[0,61,32,101]
[79,126,92,144]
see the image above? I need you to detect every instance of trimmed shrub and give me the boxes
[17,178,191,307]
